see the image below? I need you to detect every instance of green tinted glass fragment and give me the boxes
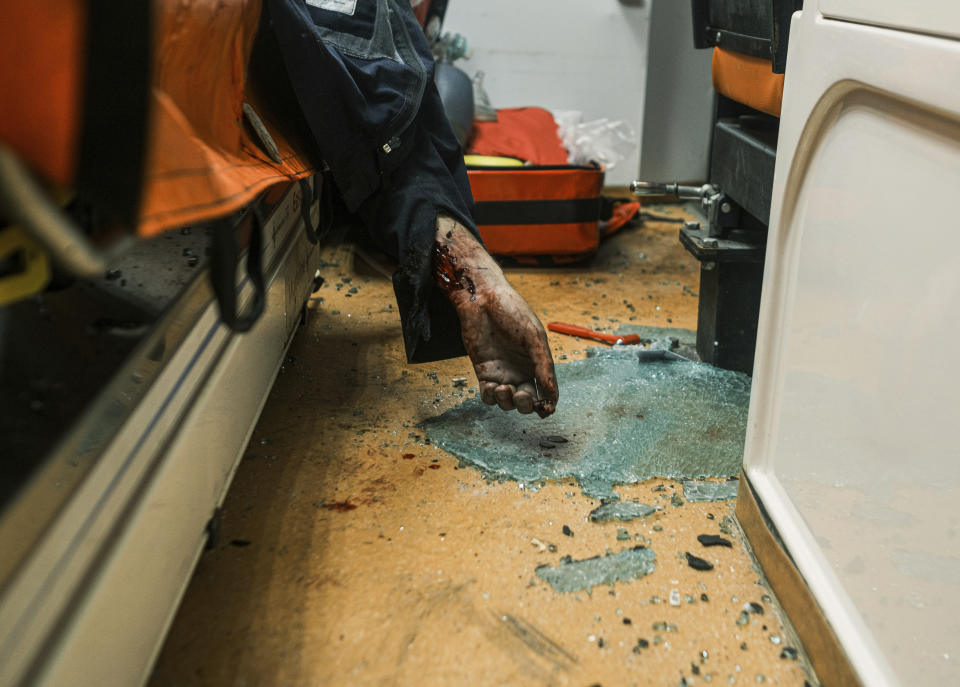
[535,546,656,593]
[683,479,740,502]
[590,501,657,522]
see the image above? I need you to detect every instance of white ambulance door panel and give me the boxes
[744,9,960,686]
[820,0,960,41]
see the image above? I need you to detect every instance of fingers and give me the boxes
[480,381,499,406]
[514,382,537,414]
[533,351,559,418]
[494,384,516,411]
[468,291,560,417]
[480,380,537,414]
[480,380,548,415]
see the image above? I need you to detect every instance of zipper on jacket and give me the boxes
[377,0,427,161]
[382,137,401,154]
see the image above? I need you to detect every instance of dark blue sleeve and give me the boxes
[267,0,482,363]
[355,77,483,364]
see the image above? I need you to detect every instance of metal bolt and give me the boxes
[684,220,701,231]
[715,31,722,44]
[703,261,717,271]
[721,202,732,214]
[703,237,719,248]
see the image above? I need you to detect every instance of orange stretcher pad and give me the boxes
[0,0,315,239]
[712,47,785,118]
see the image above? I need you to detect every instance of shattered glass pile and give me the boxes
[424,354,751,498]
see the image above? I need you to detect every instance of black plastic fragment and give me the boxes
[562,525,574,537]
[685,552,714,571]
[698,534,733,547]
[204,507,222,551]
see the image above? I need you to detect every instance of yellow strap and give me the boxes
[0,225,52,306]
[463,154,524,167]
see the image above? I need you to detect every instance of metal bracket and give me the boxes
[630,179,739,237]
[678,222,765,265]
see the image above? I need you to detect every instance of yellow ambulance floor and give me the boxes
[149,205,818,686]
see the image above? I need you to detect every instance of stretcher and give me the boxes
[0,3,325,683]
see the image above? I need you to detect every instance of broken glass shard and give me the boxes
[683,479,740,502]
[423,358,751,498]
[614,325,696,349]
[589,501,657,522]
[535,546,656,593]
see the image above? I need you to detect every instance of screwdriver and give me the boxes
[546,322,641,346]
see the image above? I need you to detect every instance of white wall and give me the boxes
[639,0,714,183]
[443,0,651,186]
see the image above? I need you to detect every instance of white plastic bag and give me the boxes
[554,110,637,171]
[472,71,497,122]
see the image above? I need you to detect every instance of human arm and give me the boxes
[433,216,559,417]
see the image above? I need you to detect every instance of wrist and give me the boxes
[433,217,504,310]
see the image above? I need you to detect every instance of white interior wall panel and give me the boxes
[444,0,651,186]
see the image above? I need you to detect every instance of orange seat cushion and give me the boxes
[0,0,316,239]
[0,2,84,188]
[712,47,785,118]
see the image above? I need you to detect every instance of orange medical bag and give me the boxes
[467,164,639,264]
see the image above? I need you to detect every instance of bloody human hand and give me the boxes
[434,216,558,417]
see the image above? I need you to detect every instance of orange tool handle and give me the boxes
[547,322,641,346]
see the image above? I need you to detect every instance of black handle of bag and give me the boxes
[209,208,266,333]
